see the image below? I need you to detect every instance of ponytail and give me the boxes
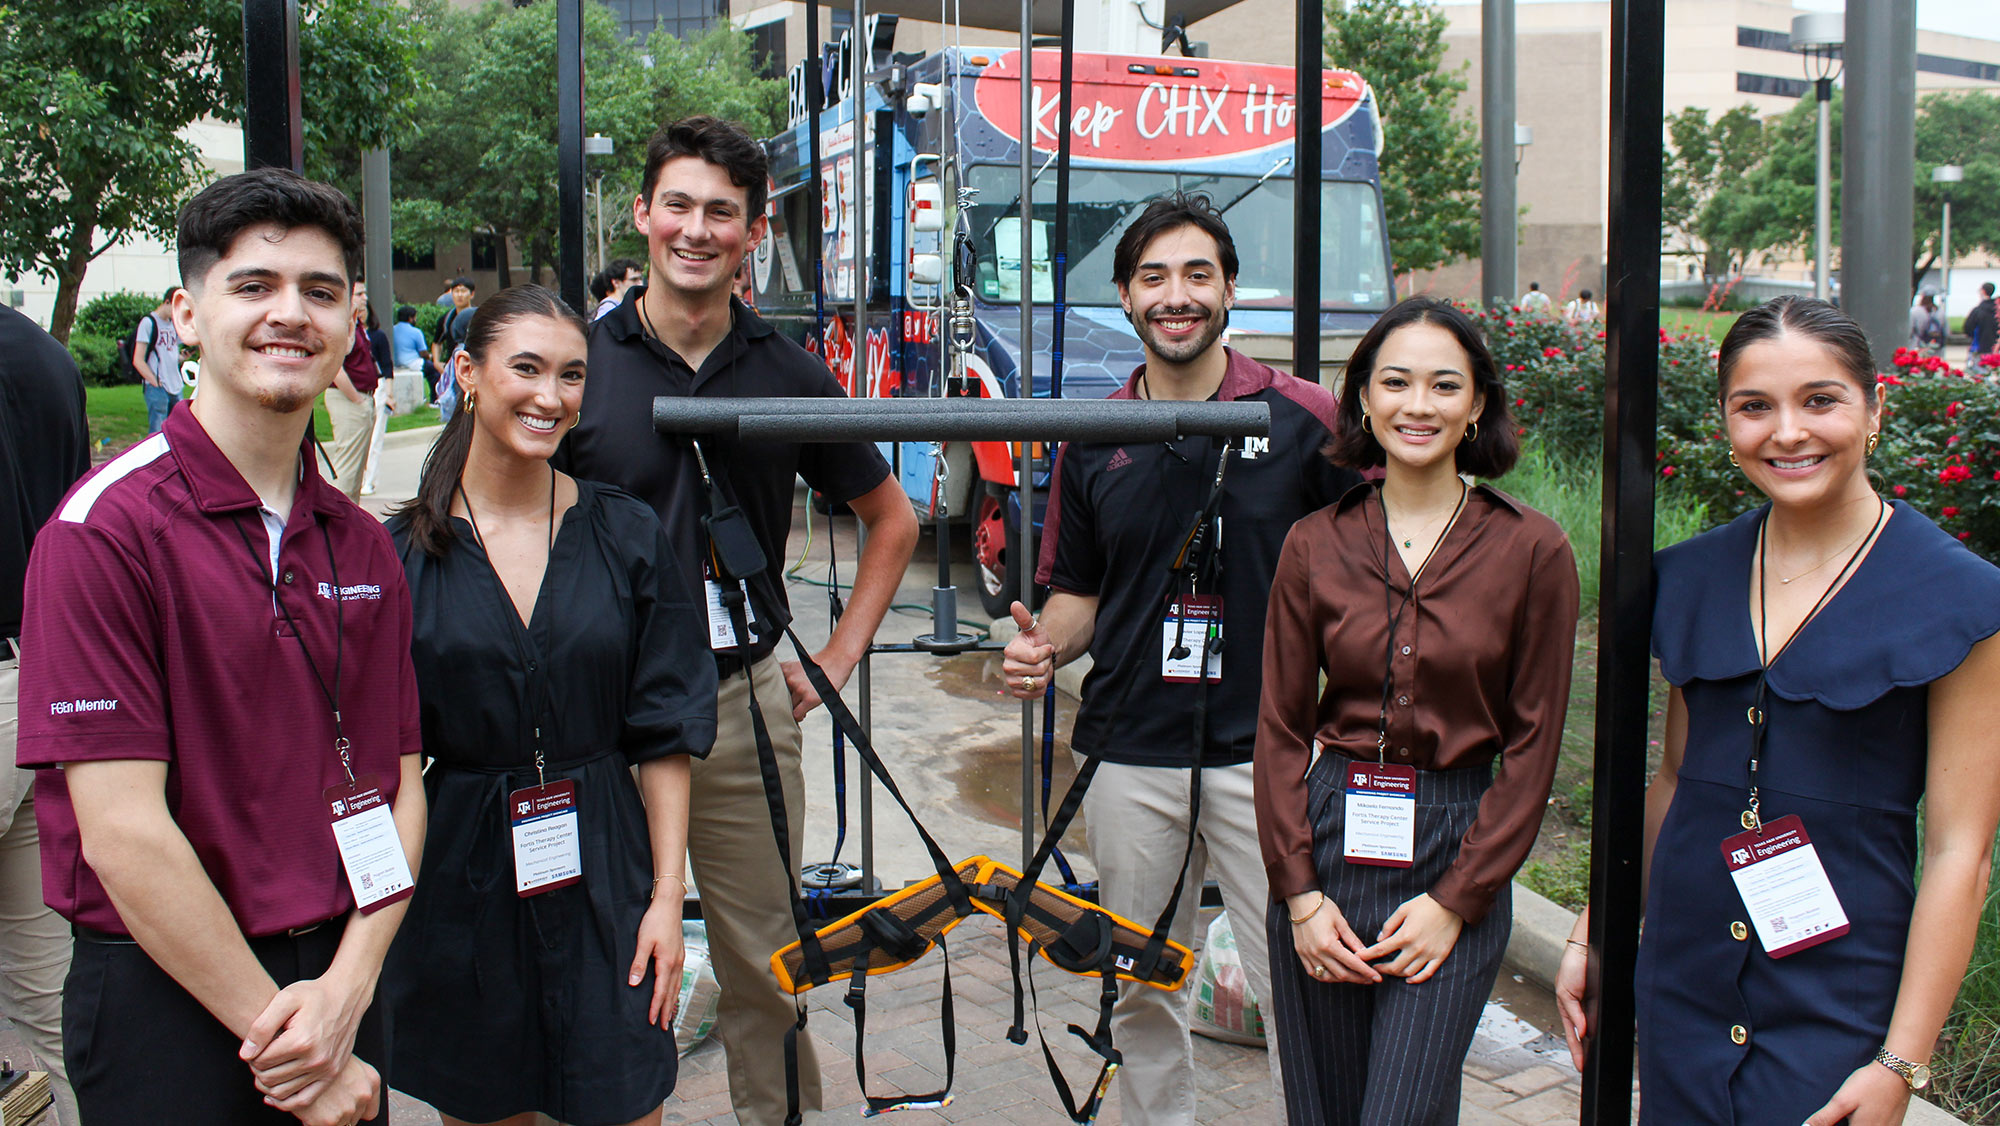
[393,283,585,556]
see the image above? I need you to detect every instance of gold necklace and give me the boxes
[1386,483,1468,550]
[1771,520,1877,585]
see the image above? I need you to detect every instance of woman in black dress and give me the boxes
[385,285,717,1126]
[1557,297,2000,1125]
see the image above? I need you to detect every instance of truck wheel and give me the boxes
[974,491,1039,619]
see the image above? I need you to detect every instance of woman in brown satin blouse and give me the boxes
[1253,296,1580,1125]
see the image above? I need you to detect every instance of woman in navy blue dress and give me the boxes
[1556,296,2000,1125]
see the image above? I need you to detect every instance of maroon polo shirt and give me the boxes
[16,405,420,937]
[342,323,379,394]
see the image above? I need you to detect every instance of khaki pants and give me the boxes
[689,655,821,1125]
[1081,758,1284,1125]
[323,387,374,500]
[1,651,77,1124]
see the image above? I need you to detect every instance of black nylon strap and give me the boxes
[1024,938,1122,1123]
[847,941,960,1114]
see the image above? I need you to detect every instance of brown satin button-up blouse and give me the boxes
[1254,481,1580,924]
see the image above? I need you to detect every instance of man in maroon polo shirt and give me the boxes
[16,168,425,1126]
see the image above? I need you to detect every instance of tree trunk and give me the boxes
[496,228,515,290]
[1912,252,1937,299]
[48,218,100,344]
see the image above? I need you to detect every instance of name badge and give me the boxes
[1342,762,1417,868]
[1161,596,1223,683]
[323,774,415,914]
[704,561,758,650]
[510,780,583,897]
[1720,814,1850,958]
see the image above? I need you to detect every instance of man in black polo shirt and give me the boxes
[0,304,90,1124]
[557,115,917,1126]
[1001,193,1359,1124]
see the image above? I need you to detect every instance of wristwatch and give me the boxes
[1873,1047,1932,1090]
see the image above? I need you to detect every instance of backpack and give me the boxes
[115,315,158,385]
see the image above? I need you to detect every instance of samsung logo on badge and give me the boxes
[317,582,384,602]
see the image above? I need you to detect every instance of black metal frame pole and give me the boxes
[1582,1,1662,1122]
[1292,0,1321,381]
[556,0,587,315]
[242,0,303,173]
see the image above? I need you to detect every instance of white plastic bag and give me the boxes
[1191,910,1267,1046]
[674,920,722,1056]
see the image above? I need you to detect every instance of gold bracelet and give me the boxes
[653,873,688,895]
[1288,894,1328,926]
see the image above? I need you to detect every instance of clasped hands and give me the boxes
[1288,891,1465,986]
[239,974,379,1126]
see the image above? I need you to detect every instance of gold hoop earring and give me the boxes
[571,412,582,429]
[1464,421,1479,443]
[464,386,477,410]
[1361,412,1373,434]
[1727,448,1739,467]
[1866,432,1880,456]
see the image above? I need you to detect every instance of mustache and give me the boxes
[1146,305,1210,321]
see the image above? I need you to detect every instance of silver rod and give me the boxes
[1017,0,1036,871]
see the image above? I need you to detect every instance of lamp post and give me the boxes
[1515,123,1533,173]
[584,134,616,275]
[1791,12,1843,302]
[1934,164,1963,310]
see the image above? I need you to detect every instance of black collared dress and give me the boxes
[385,480,716,1125]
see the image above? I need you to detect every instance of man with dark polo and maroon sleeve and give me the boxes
[557,116,918,1126]
[16,168,425,1126]
[1000,192,1360,1125]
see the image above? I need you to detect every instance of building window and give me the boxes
[1736,26,1793,53]
[471,233,501,271]
[1736,72,1810,99]
[749,20,785,80]
[1918,53,2000,82]
[601,0,726,41]
[392,244,436,271]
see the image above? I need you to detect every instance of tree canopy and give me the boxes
[1324,0,1482,277]
[389,0,785,289]
[1660,104,1765,277]
[0,0,426,340]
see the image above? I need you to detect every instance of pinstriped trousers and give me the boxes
[1264,758,1509,1126]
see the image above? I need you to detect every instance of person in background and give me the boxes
[591,258,645,322]
[133,288,184,434]
[1518,282,1552,317]
[325,280,381,500]
[1558,297,2000,1125]
[1256,296,1577,1125]
[17,166,424,1126]
[1563,289,1599,326]
[391,304,429,416]
[1963,282,1996,365]
[1909,293,1946,357]
[360,305,396,498]
[386,285,714,1126]
[432,277,479,417]
[0,304,90,1124]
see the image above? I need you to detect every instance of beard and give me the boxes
[255,384,321,414]
[1131,303,1229,365]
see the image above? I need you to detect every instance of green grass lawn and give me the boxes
[87,383,440,455]
[1661,308,1740,343]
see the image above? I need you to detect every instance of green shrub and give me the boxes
[66,332,119,386]
[1874,350,2000,556]
[409,300,447,342]
[1518,848,1591,910]
[1498,438,1709,606]
[74,290,161,342]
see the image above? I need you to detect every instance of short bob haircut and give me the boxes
[1326,296,1519,478]
[176,167,364,289]
[1111,191,1240,289]
[1716,295,1877,401]
[640,116,769,220]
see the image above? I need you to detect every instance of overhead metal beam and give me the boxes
[1840,0,1916,367]
[651,397,1274,442]
[242,0,303,173]
[1582,1,1661,1122]
[1480,0,1517,307]
[557,0,588,314]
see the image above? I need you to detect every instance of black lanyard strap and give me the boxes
[458,468,560,785]
[232,510,348,780]
[1376,484,1468,762]
[1743,497,1887,831]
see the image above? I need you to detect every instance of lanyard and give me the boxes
[1377,484,1468,762]
[458,467,559,786]
[1742,498,1887,832]
[1164,437,1232,668]
[231,512,350,781]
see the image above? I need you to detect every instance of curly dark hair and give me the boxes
[1111,191,1239,288]
[177,167,364,288]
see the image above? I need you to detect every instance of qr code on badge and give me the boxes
[360,873,374,890]
[1771,916,1787,933]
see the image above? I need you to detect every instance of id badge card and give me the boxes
[510,781,583,896]
[1161,596,1223,683]
[704,560,757,650]
[1343,762,1417,867]
[1720,814,1850,957]
[323,774,415,914]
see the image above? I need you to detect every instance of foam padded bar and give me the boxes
[652,397,1271,443]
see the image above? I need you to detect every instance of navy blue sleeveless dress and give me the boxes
[1638,501,2000,1125]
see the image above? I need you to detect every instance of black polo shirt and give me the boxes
[0,306,90,640]
[1035,348,1359,768]
[556,290,890,663]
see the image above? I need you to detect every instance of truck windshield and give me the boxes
[963,163,1390,311]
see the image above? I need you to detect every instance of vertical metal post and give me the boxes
[1840,0,1916,368]
[362,148,393,324]
[851,0,877,895]
[242,0,303,173]
[1292,0,1321,382]
[859,519,876,890]
[1017,9,1037,869]
[556,0,588,315]
[1813,78,1833,302]
[1480,0,1517,308]
[1941,198,1953,308]
[1583,1,1661,1122]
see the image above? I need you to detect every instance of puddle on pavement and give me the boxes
[1481,971,1573,1062]
[931,650,1090,844]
